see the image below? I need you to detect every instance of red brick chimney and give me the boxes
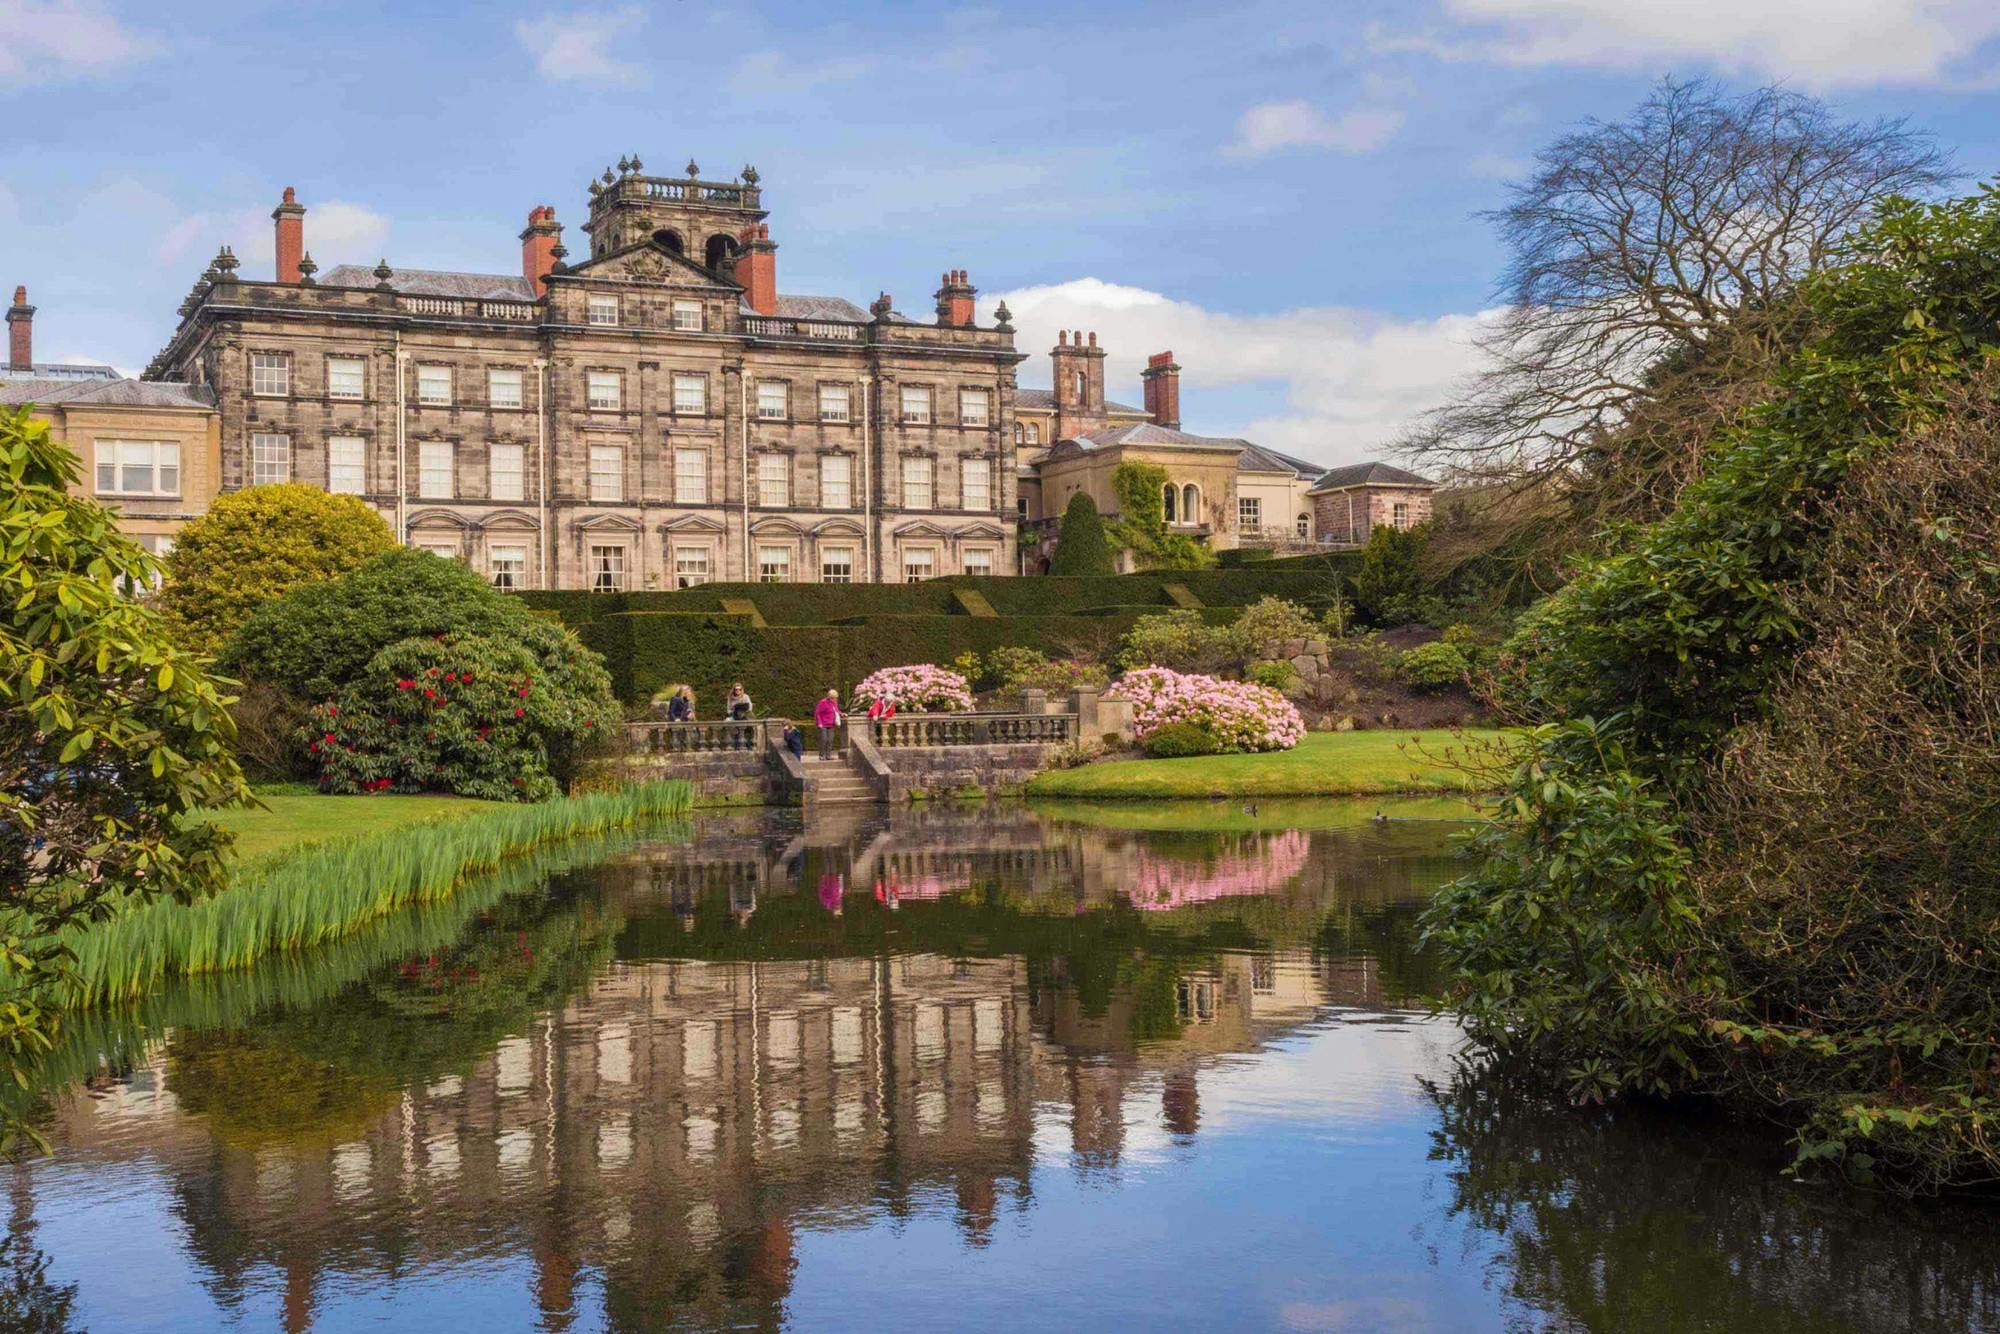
[272,187,306,284]
[933,269,976,327]
[735,223,778,316]
[520,205,563,298]
[1142,350,1182,430]
[6,286,31,372]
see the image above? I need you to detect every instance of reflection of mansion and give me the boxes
[48,942,1369,1331]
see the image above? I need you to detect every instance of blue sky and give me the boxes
[6,0,2000,464]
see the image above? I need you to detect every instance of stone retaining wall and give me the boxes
[879,742,1070,803]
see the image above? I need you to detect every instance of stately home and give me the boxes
[141,158,1023,590]
[1012,334,1435,569]
[2,286,220,570]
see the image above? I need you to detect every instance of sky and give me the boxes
[6,0,2000,467]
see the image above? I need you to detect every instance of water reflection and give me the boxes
[9,802,2000,1332]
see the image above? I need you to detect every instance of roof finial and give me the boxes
[373,258,394,290]
[296,252,317,286]
[686,158,700,179]
[617,154,631,174]
[630,153,643,173]
[993,300,1013,332]
[742,164,759,185]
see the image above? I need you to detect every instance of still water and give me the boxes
[7,800,2000,1332]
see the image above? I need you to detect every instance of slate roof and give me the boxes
[1237,443,1326,478]
[1307,461,1435,492]
[751,294,870,321]
[1015,387,1146,415]
[1067,421,1252,453]
[320,265,537,301]
[0,362,119,382]
[0,378,214,409]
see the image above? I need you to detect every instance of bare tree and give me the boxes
[1408,79,1954,556]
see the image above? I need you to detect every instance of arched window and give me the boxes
[704,233,737,273]
[1161,483,1177,523]
[1296,513,1311,539]
[1013,422,1024,444]
[1025,422,1040,444]
[653,228,685,256]
[1181,483,1199,523]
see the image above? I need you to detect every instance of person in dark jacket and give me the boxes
[781,721,806,760]
[666,686,694,722]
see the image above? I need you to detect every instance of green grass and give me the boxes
[1024,730,1514,800]
[63,781,692,1006]
[203,787,492,861]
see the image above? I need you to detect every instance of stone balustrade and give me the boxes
[741,316,864,342]
[871,712,1076,748]
[629,719,772,754]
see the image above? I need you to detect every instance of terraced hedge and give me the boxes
[518,565,1355,717]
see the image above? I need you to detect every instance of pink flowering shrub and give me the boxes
[853,664,975,713]
[1110,666,1305,753]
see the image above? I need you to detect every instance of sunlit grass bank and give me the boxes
[199,785,492,861]
[1024,730,1513,800]
[64,781,692,1006]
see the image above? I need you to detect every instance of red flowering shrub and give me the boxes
[307,632,615,800]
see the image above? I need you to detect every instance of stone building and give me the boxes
[1306,461,1437,544]
[1015,334,1332,568]
[2,285,220,566]
[142,158,1024,590]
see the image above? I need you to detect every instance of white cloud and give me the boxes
[1373,0,2000,88]
[1225,98,1405,160]
[515,7,646,87]
[729,49,871,95]
[985,277,1497,466]
[153,198,389,270]
[0,0,159,86]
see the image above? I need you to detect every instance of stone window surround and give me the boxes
[899,383,933,425]
[958,386,992,427]
[415,362,454,406]
[670,541,714,588]
[960,454,993,511]
[487,366,527,411]
[94,438,181,498]
[586,368,623,412]
[816,380,852,423]
[817,449,854,509]
[587,294,620,327]
[325,354,367,401]
[961,545,997,576]
[755,378,790,421]
[248,349,291,398]
[328,434,367,495]
[670,371,709,416]
[755,450,791,508]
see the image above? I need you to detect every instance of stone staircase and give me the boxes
[801,752,882,805]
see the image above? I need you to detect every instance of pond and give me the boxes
[6,800,2000,1332]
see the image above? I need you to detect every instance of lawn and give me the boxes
[1024,729,1513,800]
[201,784,492,862]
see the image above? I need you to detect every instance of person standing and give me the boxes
[814,688,843,759]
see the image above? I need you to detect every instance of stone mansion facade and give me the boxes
[143,158,1024,590]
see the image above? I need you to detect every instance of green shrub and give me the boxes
[1142,721,1222,758]
[1398,640,1471,692]
[306,630,615,800]
[1246,660,1298,692]
[1049,492,1117,575]
[1233,596,1319,653]
[160,483,393,652]
[1116,609,1237,672]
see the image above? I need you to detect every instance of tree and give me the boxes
[158,483,393,653]
[1351,523,1430,625]
[1407,79,1954,555]
[1048,492,1115,576]
[0,408,250,1127]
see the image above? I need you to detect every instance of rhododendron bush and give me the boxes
[307,632,615,800]
[853,664,974,713]
[1110,666,1305,753]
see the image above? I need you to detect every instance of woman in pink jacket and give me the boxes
[814,688,843,759]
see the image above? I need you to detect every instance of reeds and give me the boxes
[61,781,691,1006]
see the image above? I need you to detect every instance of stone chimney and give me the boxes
[735,223,778,316]
[1141,350,1182,430]
[6,286,31,371]
[1051,329,1108,442]
[272,187,306,284]
[520,205,563,298]
[933,269,976,327]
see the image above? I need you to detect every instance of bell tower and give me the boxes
[581,155,769,275]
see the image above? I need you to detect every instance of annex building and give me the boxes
[142,158,1024,590]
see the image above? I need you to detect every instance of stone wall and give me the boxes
[879,742,1069,803]
[1311,486,1433,545]
[617,747,790,806]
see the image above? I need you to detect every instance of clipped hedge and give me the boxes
[518,565,1354,631]
[591,610,1164,718]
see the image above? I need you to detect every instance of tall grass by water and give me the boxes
[62,781,691,1006]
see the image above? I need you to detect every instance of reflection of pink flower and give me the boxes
[1123,830,1310,910]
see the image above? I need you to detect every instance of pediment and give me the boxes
[573,512,643,532]
[810,518,867,538]
[565,239,737,289]
[481,508,542,531]
[892,520,953,539]
[957,521,1007,540]
[748,515,807,536]
[660,513,727,533]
